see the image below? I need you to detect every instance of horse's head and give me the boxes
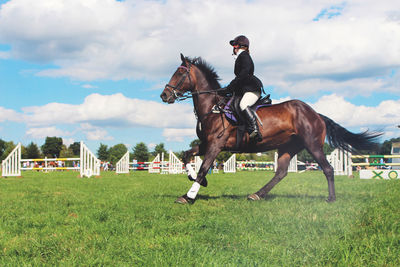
[160,53,193,104]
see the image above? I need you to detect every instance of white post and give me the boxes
[274,152,297,172]
[149,154,161,173]
[223,154,236,173]
[116,151,130,174]
[168,150,183,174]
[80,141,100,178]
[1,143,21,177]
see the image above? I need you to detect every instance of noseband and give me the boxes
[164,65,192,102]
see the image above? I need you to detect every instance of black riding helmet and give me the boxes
[229,35,250,48]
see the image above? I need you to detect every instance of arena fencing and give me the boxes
[1,143,21,177]
[274,153,298,173]
[148,154,161,173]
[327,149,353,176]
[223,154,236,173]
[116,151,130,174]
[1,141,100,178]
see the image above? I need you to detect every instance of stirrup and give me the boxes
[249,130,262,142]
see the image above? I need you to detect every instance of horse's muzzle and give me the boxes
[160,91,175,104]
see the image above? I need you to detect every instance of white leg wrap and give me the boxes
[186,163,197,179]
[187,182,201,199]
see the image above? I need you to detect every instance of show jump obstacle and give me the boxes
[1,143,21,177]
[1,141,100,178]
[116,151,129,174]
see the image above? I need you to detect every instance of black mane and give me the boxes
[186,57,221,90]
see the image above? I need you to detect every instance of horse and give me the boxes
[160,54,381,204]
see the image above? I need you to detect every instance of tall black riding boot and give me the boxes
[243,107,262,142]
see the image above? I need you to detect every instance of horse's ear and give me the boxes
[180,53,187,66]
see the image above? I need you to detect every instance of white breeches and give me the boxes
[240,91,261,111]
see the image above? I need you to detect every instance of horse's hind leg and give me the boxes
[307,145,335,202]
[249,145,301,200]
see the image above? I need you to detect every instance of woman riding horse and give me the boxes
[227,35,264,142]
[161,54,380,205]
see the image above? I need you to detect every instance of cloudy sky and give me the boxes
[0,0,399,152]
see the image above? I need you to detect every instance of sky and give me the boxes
[0,0,399,153]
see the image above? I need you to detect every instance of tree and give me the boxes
[132,142,150,162]
[108,144,128,164]
[25,142,41,159]
[41,136,63,157]
[297,143,334,162]
[380,137,400,155]
[216,151,232,163]
[152,143,167,157]
[69,142,81,156]
[97,143,109,161]
[189,139,201,148]
[59,145,74,158]
[0,138,6,160]
[0,141,16,161]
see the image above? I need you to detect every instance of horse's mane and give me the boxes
[186,57,221,90]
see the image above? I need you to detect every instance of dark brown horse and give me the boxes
[160,54,380,204]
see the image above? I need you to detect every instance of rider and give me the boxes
[226,35,264,142]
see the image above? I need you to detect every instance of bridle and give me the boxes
[164,61,229,137]
[164,63,227,102]
[164,64,193,102]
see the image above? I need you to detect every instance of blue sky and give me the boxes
[0,0,399,153]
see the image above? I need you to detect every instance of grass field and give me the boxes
[0,170,399,266]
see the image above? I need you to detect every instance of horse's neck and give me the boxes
[192,71,216,119]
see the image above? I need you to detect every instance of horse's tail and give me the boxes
[319,114,382,152]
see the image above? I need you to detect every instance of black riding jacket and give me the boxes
[227,50,263,96]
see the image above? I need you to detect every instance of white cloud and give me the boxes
[82,84,97,89]
[85,128,114,141]
[311,94,400,128]
[147,143,156,150]
[162,128,196,142]
[26,126,72,139]
[62,138,75,147]
[79,123,113,141]
[0,0,399,98]
[0,51,10,59]
[22,93,196,129]
[0,106,22,122]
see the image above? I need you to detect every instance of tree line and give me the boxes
[1,136,399,164]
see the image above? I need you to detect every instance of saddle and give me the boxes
[218,94,272,150]
[222,94,272,125]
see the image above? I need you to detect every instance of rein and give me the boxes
[165,62,229,137]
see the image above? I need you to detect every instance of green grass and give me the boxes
[0,170,399,266]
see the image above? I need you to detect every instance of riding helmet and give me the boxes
[229,35,250,48]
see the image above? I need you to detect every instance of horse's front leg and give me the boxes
[182,143,206,182]
[176,143,222,204]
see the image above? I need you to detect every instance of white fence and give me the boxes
[1,143,21,177]
[274,153,298,172]
[327,149,352,176]
[223,154,236,173]
[21,157,80,171]
[79,141,100,177]
[169,150,183,174]
[116,151,129,174]
[148,154,161,173]
[1,141,99,178]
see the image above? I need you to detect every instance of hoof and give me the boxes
[200,178,208,187]
[175,195,195,204]
[326,197,336,203]
[188,175,196,182]
[247,193,261,201]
